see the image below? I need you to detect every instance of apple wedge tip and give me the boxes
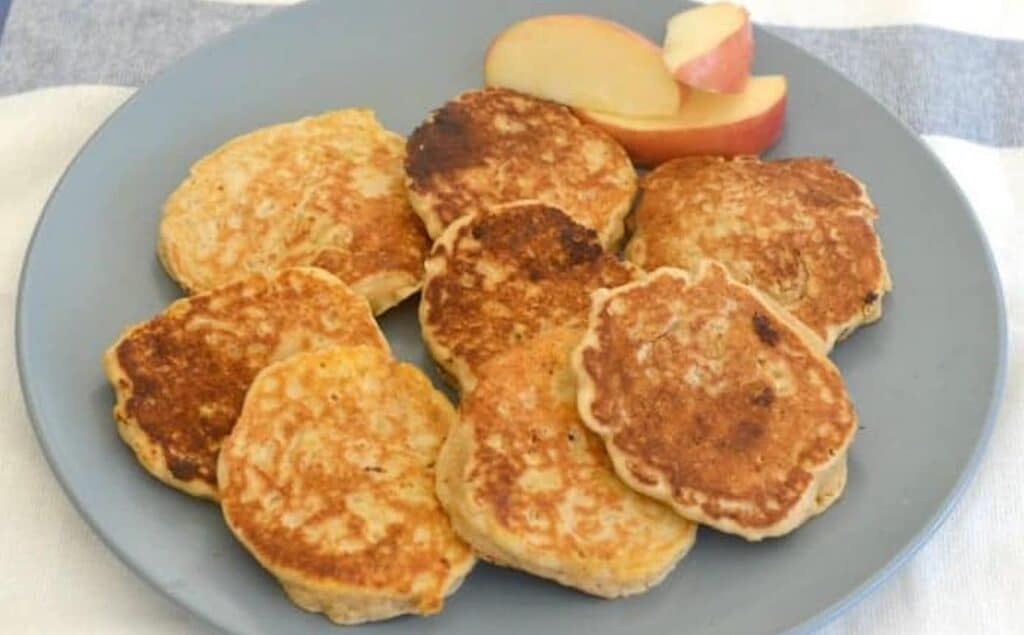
[663,3,754,94]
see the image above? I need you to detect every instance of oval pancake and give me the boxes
[159,109,430,314]
[419,202,640,392]
[405,88,637,247]
[626,156,891,349]
[218,346,475,625]
[573,262,857,541]
[103,267,387,500]
[436,328,696,598]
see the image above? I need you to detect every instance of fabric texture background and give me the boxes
[1,1,1020,633]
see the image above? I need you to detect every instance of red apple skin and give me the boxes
[670,21,754,94]
[575,94,786,167]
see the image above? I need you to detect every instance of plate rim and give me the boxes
[14,2,1009,633]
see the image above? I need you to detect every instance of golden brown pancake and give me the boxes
[159,109,429,314]
[626,156,891,349]
[436,328,696,597]
[419,202,639,392]
[218,346,474,624]
[103,267,387,500]
[573,263,857,540]
[405,88,637,247]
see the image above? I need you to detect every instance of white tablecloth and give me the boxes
[1,1,1021,632]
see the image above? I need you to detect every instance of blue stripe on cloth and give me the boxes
[0,0,272,93]
[771,25,1023,146]
[0,0,13,45]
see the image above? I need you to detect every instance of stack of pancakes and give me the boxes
[104,88,890,623]
[106,110,472,623]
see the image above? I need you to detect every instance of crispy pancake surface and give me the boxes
[436,328,696,597]
[159,109,429,313]
[626,156,891,349]
[406,88,636,247]
[103,267,387,499]
[420,202,639,392]
[218,346,474,624]
[573,263,857,540]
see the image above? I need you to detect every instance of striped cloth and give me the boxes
[0,1,1020,633]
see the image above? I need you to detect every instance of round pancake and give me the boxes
[573,262,858,541]
[419,202,640,392]
[436,328,696,598]
[405,88,637,247]
[159,109,430,314]
[626,156,891,349]
[218,346,475,625]
[103,267,387,500]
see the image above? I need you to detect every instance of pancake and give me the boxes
[573,262,857,540]
[436,328,696,597]
[626,156,891,349]
[159,109,429,314]
[218,346,474,624]
[419,202,640,392]
[103,267,387,500]
[405,88,637,247]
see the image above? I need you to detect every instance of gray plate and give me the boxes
[15,1,1007,634]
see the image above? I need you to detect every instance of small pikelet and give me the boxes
[419,201,640,392]
[573,262,857,541]
[159,109,429,314]
[436,327,697,597]
[626,156,891,349]
[103,267,387,500]
[405,87,637,247]
[218,346,475,624]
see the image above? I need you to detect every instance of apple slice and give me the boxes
[484,14,684,117]
[663,3,754,94]
[575,75,786,166]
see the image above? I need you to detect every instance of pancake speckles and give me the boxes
[420,202,639,392]
[159,109,429,314]
[573,263,857,540]
[218,346,474,624]
[406,88,636,247]
[103,267,387,500]
[436,329,695,597]
[626,156,891,349]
